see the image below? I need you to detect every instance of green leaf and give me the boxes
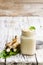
[0,49,20,59]
[29,26,36,31]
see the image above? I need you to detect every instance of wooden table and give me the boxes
[0,0,43,16]
[0,41,43,65]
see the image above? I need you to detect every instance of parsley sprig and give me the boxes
[29,26,36,31]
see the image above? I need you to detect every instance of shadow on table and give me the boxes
[36,40,43,49]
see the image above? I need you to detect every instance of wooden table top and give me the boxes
[0,48,43,65]
[0,0,43,16]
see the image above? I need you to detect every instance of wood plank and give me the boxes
[0,0,43,3]
[0,58,5,63]
[0,0,43,16]
[0,58,5,65]
[36,49,43,65]
[0,4,43,16]
[6,54,36,65]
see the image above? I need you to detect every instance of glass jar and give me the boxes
[21,30,36,55]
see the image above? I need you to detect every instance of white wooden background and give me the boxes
[0,17,43,65]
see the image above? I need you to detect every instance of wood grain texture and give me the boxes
[36,49,43,65]
[0,0,43,16]
[0,58,5,63]
[0,58,5,65]
[0,4,43,16]
[0,0,43,3]
[6,54,36,65]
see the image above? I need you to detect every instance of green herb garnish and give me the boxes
[0,49,20,59]
[29,26,36,31]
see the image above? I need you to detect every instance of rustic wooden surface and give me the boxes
[0,0,43,16]
[0,0,43,3]
[0,49,43,65]
[0,17,43,65]
[0,58,5,65]
[0,47,43,65]
[6,54,36,63]
[6,49,43,65]
[36,49,43,65]
[0,4,43,16]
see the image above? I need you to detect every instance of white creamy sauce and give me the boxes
[21,30,36,55]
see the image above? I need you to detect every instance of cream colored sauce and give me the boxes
[21,29,36,55]
[21,37,36,55]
